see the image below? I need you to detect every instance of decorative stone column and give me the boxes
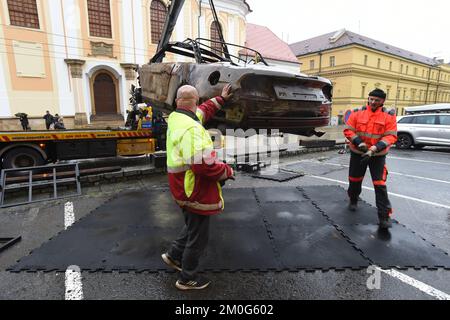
[121,63,138,109]
[65,59,87,127]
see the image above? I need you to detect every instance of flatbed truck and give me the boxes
[0,129,159,169]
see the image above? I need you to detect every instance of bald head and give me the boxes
[176,85,200,110]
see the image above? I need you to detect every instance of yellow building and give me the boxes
[0,0,250,130]
[290,29,450,123]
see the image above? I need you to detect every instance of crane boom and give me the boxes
[152,0,231,63]
[154,0,186,63]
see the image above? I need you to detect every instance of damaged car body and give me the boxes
[138,0,333,136]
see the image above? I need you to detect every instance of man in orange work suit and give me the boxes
[343,89,398,229]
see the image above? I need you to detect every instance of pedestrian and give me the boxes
[343,89,398,229]
[17,113,30,131]
[54,115,66,130]
[161,84,235,290]
[43,110,54,130]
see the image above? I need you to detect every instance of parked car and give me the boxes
[396,113,450,149]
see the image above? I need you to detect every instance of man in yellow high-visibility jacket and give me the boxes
[162,84,234,291]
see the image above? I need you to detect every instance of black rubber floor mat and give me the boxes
[252,170,304,182]
[9,186,449,272]
[72,189,184,230]
[8,225,130,272]
[222,188,258,201]
[213,201,265,229]
[261,202,329,227]
[101,226,181,272]
[269,225,369,270]
[254,187,305,203]
[201,226,281,271]
[301,185,349,203]
[282,163,307,174]
[339,224,450,269]
[9,223,279,272]
[314,199,379,226]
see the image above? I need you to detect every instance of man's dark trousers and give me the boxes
[348,152,393,216]
[168,209,210,281]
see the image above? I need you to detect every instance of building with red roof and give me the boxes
[240,23,300,73]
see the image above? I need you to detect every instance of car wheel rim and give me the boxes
[398,136,410,148]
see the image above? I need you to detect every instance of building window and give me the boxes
[422,70,425,78]
[414,68,418,76]
[406,66,409,74]
[310,60,315,70]
[7,0,40,29]
[389,61,392,71]
[150,0,167,44]
[386,88,390,99]
[361,85,366,98]
[377,58,381,69]
[87,0,112,38]
[329,56,336,67]
[403,89,407,100]
[400,64,403,73]
[364,55,368,66]
[210,21,223,55]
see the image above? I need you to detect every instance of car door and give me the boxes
[412,115,438,144]
[437,115,450,145]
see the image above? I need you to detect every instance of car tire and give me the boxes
[396,134,413,149]
[2,147,45,169]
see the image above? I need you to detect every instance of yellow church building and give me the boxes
[290,29,450,123]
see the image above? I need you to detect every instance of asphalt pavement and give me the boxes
[1,146,449,300]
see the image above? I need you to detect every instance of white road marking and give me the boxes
[63,202,83,300]
[65,265,84,300]
[307,175,450,210]
[311,161,450,185]
[421,150,450,156]
[389,156,450,166]
[64,202,75,230]
[376,266,450,300]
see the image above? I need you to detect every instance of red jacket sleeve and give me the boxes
[191,149,233,181]
[196,96,225,124]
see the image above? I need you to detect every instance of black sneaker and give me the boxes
[161,253,182,272]
[175,276,211,291]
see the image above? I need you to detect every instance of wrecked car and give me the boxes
[138,38,332,136]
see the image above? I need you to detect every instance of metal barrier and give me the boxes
[0,163,81,208]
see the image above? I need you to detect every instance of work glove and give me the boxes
[357,142,368,152]
[360,146,377,165]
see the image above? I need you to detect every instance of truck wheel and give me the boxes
[396,133,413,149]
[2,147,45,169]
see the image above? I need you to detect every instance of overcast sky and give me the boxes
[246,0,450,62]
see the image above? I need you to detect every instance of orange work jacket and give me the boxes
[344,105,398,156]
